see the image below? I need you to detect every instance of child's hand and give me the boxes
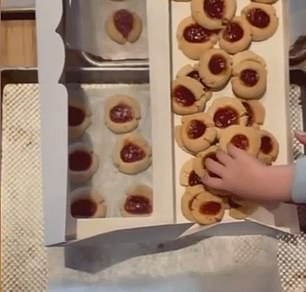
[202,144,293,202]
[295,131,306,146]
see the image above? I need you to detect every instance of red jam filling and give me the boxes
[209,54,227,75]
[187,70,210,89]
[173,85,196,107]
[120,143,145,163]
[187,120,207,139]
[69,106,85,127]
[214,106,239,128]
[189,170,203,186]
[200,201,222,215]
[242,102,254,126]
[124,195,152,215]
[113,9,134,38]
[69,150,92,171]
[247,8,270,29]
[260,135,273,154]
[110,103,133,123]
[71,199,97,218]
[204,0,225,19]
[231,134,249,150]
[240,69,259,87]
[223,22,244,42]
[183,24,213,43]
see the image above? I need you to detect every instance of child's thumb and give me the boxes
[295,130,306,146]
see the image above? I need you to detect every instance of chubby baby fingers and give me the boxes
[216,150,233,165]
[202,175,224,191]
[205,157,225,177]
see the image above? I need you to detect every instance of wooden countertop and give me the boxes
[0,14,37,67]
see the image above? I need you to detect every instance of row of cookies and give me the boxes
[177,0,279,59]
[103,95,152,175]
[68,96,101,219]
[181,185,258,224]
[70,184,153,219]
[173,49,267,108]
[175,96,264,153]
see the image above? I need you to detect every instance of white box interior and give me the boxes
[171,0,299,233]
[36,0,299,246]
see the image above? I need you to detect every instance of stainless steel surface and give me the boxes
[63,66,150,84]
[81,51,149,68]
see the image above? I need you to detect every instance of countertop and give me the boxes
[0,8,37,67]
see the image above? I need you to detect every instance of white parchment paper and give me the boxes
[67,84,152,218]
[65,0,148,60]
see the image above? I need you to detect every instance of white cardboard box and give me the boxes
[36,0,176,246]
[36,0,299,246]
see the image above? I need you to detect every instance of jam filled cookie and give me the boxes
[180,158,203,187]
[257,129,279,163]
[232,50,266,68]
[177,17,218,60]
[121,184,153,217]
[175,125,194,155]
[207,97,247,129]
[232,60,267,99]
[219,125,261,156]
[219,16,252,54]
[176,64,210,90]
[194,146,230,196]
[191,0,237,30]
[191,190,225,225]
[194,145,219,178]
[172,76,211,115]
[228,197,258,220]
[242,3,278,41]
[105,95,141,134]
[70,187,106,219]
[69,143,99,185]
[242,100,265,127]
[69,97,91,141]
[106,9,142,45]
[199,48,233,90]
[181,185,205,222]
[179,113,217,154]
[113,133,152,174]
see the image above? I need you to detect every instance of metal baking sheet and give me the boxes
[65,0,148,61]
[68,83,152,218]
